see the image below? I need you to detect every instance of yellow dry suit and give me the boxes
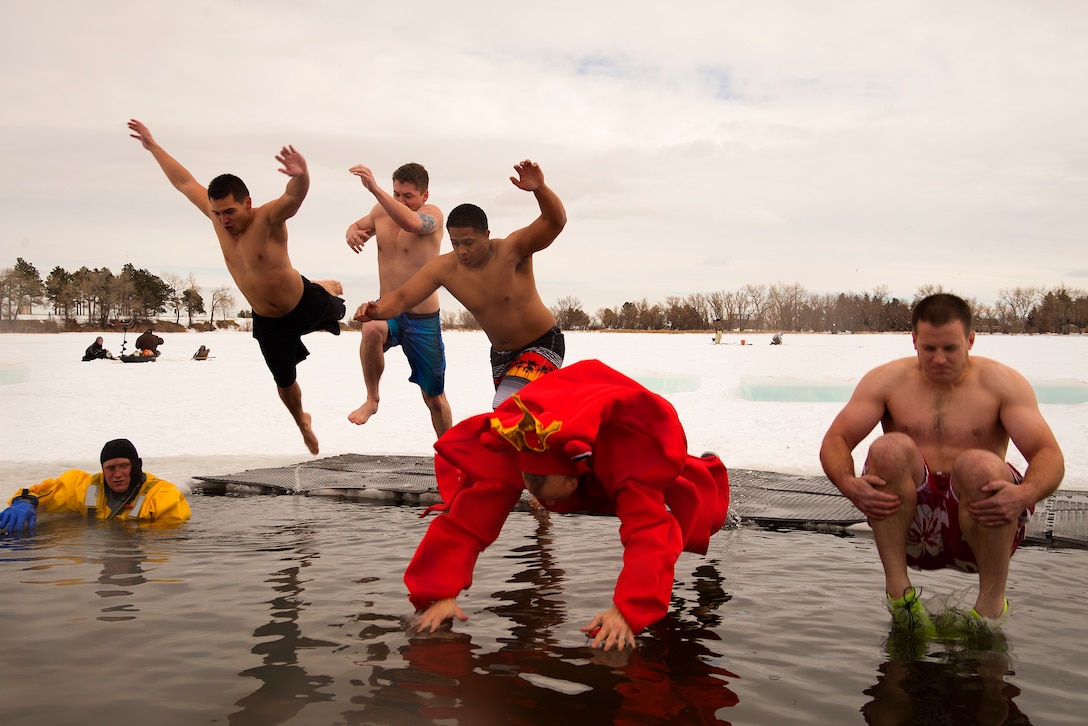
[7,469,191,523]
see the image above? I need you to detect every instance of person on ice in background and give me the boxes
[82,336,114,361]
[0,439,191,533]
[135,327,164,356]
[819,293,1064,631]
[403,359,731,651]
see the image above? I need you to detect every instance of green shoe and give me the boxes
[970,598,1009,621]
[887,587,937,637]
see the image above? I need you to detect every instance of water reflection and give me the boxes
[228,523,338,726]
[340,515,740,725]
[865,626,1031,725]
[94,530,149,622]
[0,519,183,622]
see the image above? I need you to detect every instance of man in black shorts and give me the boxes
[129,119,345,454]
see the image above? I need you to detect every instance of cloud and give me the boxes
[3,1,1087,314]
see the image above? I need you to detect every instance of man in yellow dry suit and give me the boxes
[0,439,191,533]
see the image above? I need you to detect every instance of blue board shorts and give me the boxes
[385,311,447,397]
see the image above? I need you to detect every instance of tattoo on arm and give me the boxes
[417,213,437,234]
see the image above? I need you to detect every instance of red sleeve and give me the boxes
[403,478,523,611]
[611,481,684,634]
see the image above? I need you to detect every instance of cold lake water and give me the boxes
[2,330,1086,723]
[1,493,1086,725]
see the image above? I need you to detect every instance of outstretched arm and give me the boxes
[349,164,440,235]
[127,119,209,214]
[506,159,567,255]
[353,257,445,322]
[267,145,309,225]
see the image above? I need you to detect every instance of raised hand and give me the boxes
[510,159,545,191]
[349,164,380,193]
[127,119,156,150]
[276,145,307,177]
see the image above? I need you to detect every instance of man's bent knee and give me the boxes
[865,433,922,480]
[360,320,388,348]
[952,450,1010,501]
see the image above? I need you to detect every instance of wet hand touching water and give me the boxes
[410,598,468,634]
[582,606,636,651]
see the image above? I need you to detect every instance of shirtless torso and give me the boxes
[868,356,1015,471]
[369,202,443,315]
[433,234,556,350]
[208,198,304,318]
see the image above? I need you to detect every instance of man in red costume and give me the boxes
[404,359,731,651]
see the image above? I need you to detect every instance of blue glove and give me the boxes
[0,499,37,533]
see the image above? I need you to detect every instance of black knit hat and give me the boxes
[100,438,145,486]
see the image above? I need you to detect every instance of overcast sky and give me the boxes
[2,1,1086,316]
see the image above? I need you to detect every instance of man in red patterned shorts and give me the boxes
[354,160,566,408]
[820,293,1064,625]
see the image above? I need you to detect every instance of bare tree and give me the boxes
[162,272,187,325]
[550,295,591,330]
[741,283,768,331]
[998,286,1039,334]
[210,285,236,327]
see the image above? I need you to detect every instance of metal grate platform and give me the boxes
[193,454,1088,548]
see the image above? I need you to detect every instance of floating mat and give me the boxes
[194,454,441,503]
[193,454,1088,547]
[728,469,865,527]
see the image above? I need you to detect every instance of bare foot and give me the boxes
[348,400,379,425]
[299,413,320,454]
[316,280,343,296]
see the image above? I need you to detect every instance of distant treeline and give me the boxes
[446,283,1088,335]
[5,257,1086,335]
[0,257,238,328]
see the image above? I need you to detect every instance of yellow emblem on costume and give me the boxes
[490,395,562,452]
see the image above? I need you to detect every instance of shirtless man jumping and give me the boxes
[128,120,345,455]
[820,293,1064,626]
[344,162,452,437]
[354,159,566,409]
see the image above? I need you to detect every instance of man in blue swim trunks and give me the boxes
[354,159,566,409]
[129,120,345,455]
[820,293,1064,623]
[344,162,452,436]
